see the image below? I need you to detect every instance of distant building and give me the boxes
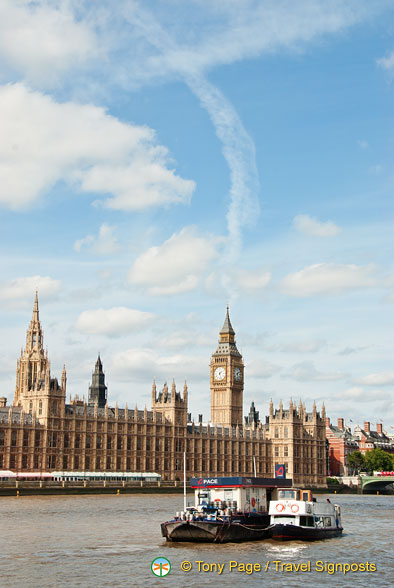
[353,422,394,455]
[325,418,358,476]
[0,296,327,486]
[326,418,394,475]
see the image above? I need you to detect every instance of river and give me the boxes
[0,493,392,588]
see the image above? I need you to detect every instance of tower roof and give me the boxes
[220,306,235,335]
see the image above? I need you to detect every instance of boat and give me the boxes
[267,487,343,541]
[161,476,292,543]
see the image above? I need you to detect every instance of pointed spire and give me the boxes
[33,289,39,321]
[220,306,235,335]
[171,378,176,399]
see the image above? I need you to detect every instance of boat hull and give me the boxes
[161,514,270,543]
[268,523,343,541]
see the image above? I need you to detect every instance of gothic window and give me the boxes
[75,434,81,449]
[96,435,102,449]
[274,446,279,457]
[284,446,288,457]
[107,436,112,450]
[11,431,17,447]
[284,427,288,438]
[274,427,279,439]
[38,400,42,416]
[86,435,91,449]
[127,437,132,451]
[0,431,4,446]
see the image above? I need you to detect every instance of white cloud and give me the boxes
[0,275,60,305]
[293,214,342,237]
[377,51,394,71]
[342,386,387,402]
[282,361,345,382]
[247,359,282,379]
[354,372,394,386]
[357,139,369,149]
[234,268,271,292]
[110,348,206,381]
[76,307,155,337]
[129,227,220,295]
[281,263,377,297]
[282,340,326,353]
[0,0,97,85]
[121,1,375,83]
[337,346,367,356]
[0,83,195,210]
[74,224,119,255]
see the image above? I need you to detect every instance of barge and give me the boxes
[161,476,292,543]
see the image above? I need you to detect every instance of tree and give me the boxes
[347,450,365,474]
[364,448,393,473]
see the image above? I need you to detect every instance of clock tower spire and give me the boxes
[210,307,244,427]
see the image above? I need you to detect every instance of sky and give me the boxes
[1,0,394,432]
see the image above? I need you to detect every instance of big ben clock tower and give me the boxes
[210,307,244,427]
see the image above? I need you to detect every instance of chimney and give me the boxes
[325,417,330,427]
[198,414,203,424]
[364,421,370,433]
[377,423,383,435]
[337,418,344,430]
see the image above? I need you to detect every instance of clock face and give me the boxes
[234,367,242,382]
[214,366,226,381]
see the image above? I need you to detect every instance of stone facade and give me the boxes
[0,296,327,487]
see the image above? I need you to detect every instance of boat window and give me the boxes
[302,491,310,501]
[278,490,297,500]
[324,517,332,527]
[300,516,314,527]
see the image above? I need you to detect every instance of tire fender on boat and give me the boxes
[276,503,285,512]
[291,504,299,513]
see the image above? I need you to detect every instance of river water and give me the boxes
[0,493,392,588]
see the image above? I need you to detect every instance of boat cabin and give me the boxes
[269,487,342,530]
[190,477,292,514]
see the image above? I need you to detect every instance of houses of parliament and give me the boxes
[0,294,327,487]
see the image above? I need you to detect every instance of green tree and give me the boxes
[364,448,393,473]
[347,450,365,473]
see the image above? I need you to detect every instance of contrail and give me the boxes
[186,74,260,260]
[121,2,261,258]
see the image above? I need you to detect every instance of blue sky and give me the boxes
[1,0,394,431]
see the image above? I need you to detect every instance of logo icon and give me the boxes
[151,557,171,577]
